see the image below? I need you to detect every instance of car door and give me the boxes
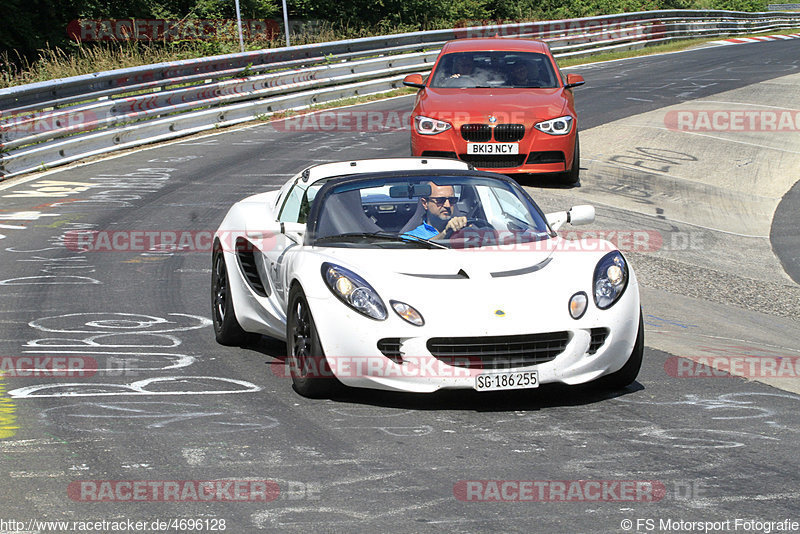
[261,180,317,313]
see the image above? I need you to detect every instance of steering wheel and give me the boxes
[445,217,494,239]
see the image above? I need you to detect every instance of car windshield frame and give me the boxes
[429,51,560,89]
[304,170,553,249]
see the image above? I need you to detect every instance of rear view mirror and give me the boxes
[389,183,431,198]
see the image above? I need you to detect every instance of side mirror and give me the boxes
[564,73,585,89]
[545,205,594,231]
[567,205,594,226]
[403,74,426,89]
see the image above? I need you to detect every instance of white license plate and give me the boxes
[475,371,539,392]
[467,143,519,155]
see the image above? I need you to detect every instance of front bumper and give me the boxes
[307,271,640,393]
[411,125,576,175]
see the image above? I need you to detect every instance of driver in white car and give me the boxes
[404,182,468,240]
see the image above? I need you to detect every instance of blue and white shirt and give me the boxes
[403,220,439,240]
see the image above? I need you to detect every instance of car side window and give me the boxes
[279,184,323,223]
[278,186,304,223]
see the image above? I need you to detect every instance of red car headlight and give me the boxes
[534,115,574,135]
[414,115,452,135]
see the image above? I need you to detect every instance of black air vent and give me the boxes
[588,328,609,355]
[494,124,525,142]
[461,124,492,142]
[235,237,268,297]
[427,331,570,369]
[459,154,527,168]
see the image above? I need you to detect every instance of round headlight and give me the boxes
[607,265,623,285]
[335,276,354,296]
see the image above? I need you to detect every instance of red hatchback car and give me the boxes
[404,38,585,183]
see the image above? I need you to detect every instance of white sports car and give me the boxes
[212,157,642,397]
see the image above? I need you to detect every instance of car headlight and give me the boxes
[414,115,452,135]
[593,251,628,309]
[534,115,573,135]
[322,263,387,320]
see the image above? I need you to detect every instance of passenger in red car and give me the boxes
[450,54,475,79]
[507,60,531,86]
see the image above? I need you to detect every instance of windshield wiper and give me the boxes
[398,233,447,249]
[315,232,446,249]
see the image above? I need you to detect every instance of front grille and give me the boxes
[461,124,491,142]
[588,328,609,355]
[459,154,528,168]
[526,151,565,164]
[494,124,525,142]
[235,237,268,297]
[421,150,457,159]
[427,331,570,369]
[377,338,403,363]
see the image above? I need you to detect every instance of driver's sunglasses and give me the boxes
[425,196,458,207]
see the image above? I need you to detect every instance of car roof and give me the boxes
[441,38,550,54]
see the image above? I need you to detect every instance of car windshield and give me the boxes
[308,174,552,249]
[429,51,559,89]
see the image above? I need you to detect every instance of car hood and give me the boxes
[417,88,568,122]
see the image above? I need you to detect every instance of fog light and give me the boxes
[569,292,588,319]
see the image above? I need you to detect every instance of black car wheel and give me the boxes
[286,284,338,398]
[560,132,580,185]
[211,248,253,346]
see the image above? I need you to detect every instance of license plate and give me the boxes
[467,143,519,155]
[475,371,539,392]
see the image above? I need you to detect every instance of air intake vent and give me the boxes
[494,124,525,142]
[235,237,268,297]
[588,328,609,355]
[526,151,565,164]
[378,338,403,363]
[461,124,491,142]
[459,154,527,168]
[427,331,569,369]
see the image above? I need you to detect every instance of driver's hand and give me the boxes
[445,216,467,234]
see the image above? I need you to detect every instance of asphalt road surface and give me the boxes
[1,39,799,533]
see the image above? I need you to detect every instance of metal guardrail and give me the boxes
[2,9,800,179]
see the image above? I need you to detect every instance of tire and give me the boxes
[211,248,253,346]
[560,132,580,185]
[286,284,337,398]
[598,310,644,390]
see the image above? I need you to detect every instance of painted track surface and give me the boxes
[0,40,799,532]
